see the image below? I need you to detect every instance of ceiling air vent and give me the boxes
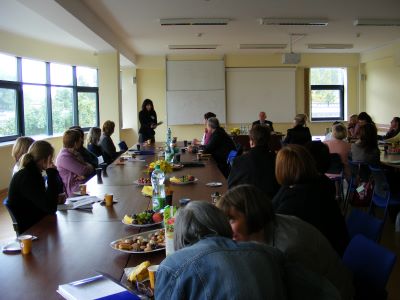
[239,44,287,49]
[260,18,328,26]
[308,44,354,49]
[168,45,218,50]
[354,19,400,26]
[160,18,230,26]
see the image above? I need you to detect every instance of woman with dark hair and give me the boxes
[193,111,216,145]
[156,201,341,300]
[350,123,379,164]
[218,185,354,300]
[272,145,349,256]
[138,99,159,143]
[7,141,64,233]
[56,129,94,196]
[353,111,375,138]
[381,116,400,141]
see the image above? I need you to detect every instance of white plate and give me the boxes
[133,179,152,186]
[206,182,223,187]
[170,178,198,185]
[2,241,21,253]
[110,229,165,254]
[122,219,163,228]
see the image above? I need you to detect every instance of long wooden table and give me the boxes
[0,144,226,300]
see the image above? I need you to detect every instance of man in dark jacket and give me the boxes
[252,111,274,132]
[203,117,236,178]
[228,125,279,198]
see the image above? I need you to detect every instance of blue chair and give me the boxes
[342,234,396,300]
[3,197,20,236]
[118,141,128,151]
[368,165,400,223]
[226,150,238,167]
[346,208,384,242]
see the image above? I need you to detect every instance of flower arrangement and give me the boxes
[230,127,240,136]
[148,160,173,173]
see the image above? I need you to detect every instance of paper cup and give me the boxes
[79,184,87,195]
[19,235,33,255]
[105,194,114,206]
[147,265,159,289]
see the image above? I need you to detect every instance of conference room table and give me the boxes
[0,143,226,300]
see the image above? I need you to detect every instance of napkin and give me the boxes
[141,186,153,197]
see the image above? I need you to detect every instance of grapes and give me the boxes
[130,210,157,224]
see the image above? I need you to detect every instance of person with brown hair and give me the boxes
[7,141,63,233]
[99,120,123,164]
[11,136,34,175]
[272,145,349,256]
[283,113,311,145]
[228,125,279,197]
[218,184,354,300]
[56,129,94,196]
[69,125,98,168]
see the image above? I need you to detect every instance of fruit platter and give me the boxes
[122,210,163,227]
[169,175,198,185]
[134,177,152,186]
[110,229,165,253]
[387,148,400,155]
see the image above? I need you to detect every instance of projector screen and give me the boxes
[226,68,296,124]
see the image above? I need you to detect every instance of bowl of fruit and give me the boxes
[123,210,163,227]
[134,177,152,186]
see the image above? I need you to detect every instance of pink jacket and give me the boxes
[56,148,94,197]
[324,139,351,179]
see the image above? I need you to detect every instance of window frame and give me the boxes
[309,68,346,122]
[0,55,99,142]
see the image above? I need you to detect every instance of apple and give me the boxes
[152,212,163,223]
[188,175,195,181]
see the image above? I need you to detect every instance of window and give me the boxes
[0,52,99,141]
[310,68,346,121]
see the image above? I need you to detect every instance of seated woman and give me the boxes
[272,145,349,257]
[155,201,341,300]
[11,136,34,175]
[202,117,236,178]
[381,116,400,141]
[69,126,98,168]
[86,127,102,157]
[99,120,124,164]
[283,114,311,145]
[347,114,358,139]
[7,141,64,233]
[193,111,216,145]
[218,184,354,300]
[324,123,351,179]
[353,111,374,138]
[56,129,94,196]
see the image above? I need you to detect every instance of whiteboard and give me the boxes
[167,90,226,125]
[167,60,225,91]
[226,68,296,123]
[166,60,226,125]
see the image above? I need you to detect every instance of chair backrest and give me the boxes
[118,141,128,151]
[369,165,390,199]
[2,197,20,236]
[227,150,238,166]
[346,208,384,242]
[342,235,396,291]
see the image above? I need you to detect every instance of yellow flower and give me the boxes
[149,160,173,173]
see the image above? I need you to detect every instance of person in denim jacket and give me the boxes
[155,201,340,300]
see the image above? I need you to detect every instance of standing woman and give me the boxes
[11,136,34,175]
[7,141,63,233]
[139,99,159,143]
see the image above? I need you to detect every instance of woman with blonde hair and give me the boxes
[283,113,311,145]
[11,136,34,174]
[272,145,349,256]
[7,141,63,233]
[86,127,102,157]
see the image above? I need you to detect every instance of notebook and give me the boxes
[57,275,140,300]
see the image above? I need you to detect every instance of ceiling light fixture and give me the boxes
[239,44,287,49]
[160,18,229,26]
[354,19,400,26]
[260,18,328,26]
[168,44,218,50]
[307,44,354,49]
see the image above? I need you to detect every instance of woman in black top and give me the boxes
[7,140,64,233]
[139,99,159,143]
[283,114,311,145]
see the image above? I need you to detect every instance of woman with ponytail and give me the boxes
[8,140,64,233]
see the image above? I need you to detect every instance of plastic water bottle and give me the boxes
[151,165,166,211]
[165,128,174,163]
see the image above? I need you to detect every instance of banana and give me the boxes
[128,261,151,282]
